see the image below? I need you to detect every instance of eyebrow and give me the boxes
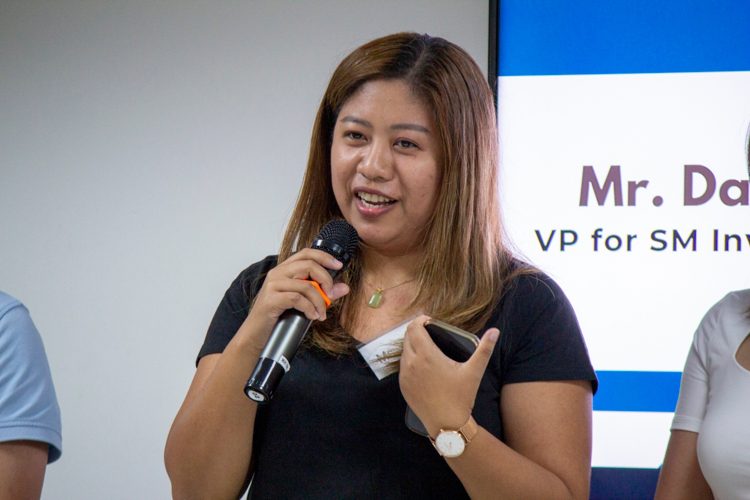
[339,116,431,134]
[392,123,431,134]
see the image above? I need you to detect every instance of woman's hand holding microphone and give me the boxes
[239,249,350,352]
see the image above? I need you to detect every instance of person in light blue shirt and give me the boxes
[0,291,62,499]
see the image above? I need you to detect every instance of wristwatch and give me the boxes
[429,416,478,458]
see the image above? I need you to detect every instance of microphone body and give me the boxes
[245,221,358,403]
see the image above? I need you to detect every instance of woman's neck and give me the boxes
[345,248,424,344]
[361,248,421,286]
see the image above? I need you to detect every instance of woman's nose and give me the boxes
[357,139,393,181]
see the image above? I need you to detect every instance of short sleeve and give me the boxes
[197,256,278,365]
[0,296,63,463]
[670,297,720,432]
[492,273,598,394]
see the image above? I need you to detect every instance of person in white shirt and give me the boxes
[655,136,750,500]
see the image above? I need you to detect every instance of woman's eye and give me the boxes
[345,131,365,140]
[395,139,417,149]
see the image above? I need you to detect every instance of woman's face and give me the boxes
[331,79,442,256]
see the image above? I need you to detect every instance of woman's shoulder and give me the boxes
[693,288,750,349]
[237,254,279,278]
[235,255,279,295]
[716,288,750,314]
[488,260,581,342]
[489,259,597,392]
[214,255,279,315]
[196,256,280,364]
[498,260,569,316]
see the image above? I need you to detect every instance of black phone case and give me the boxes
[405,320,479,436]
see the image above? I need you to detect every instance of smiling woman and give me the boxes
[165,33,598,500]
[331,79,441,262]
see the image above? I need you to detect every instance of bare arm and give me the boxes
[400,317,593,500]
[446,381,591,500]
[654,430,713,500]
[164,342,262,500]
[164,250,348,500]
[0,440,48,500]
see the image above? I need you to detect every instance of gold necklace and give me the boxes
[363,276,416,308]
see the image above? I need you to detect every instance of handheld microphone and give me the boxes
[244,220,358,403]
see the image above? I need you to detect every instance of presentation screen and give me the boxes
[494,0,750,477]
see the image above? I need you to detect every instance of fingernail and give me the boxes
[332,259,343,268]
[314,311,320,319]
[488,329,499,341]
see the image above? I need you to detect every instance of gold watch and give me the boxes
[429,416,478,458]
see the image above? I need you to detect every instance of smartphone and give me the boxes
[405,319,480,437]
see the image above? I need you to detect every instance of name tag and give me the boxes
[357,322,410,380]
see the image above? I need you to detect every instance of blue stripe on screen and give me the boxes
[593,371,682,412]
[498,0,750,76]
[590,467,660,500]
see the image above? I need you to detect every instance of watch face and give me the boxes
[435,430,465,458]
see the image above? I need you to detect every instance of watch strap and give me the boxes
[458,415,478,443]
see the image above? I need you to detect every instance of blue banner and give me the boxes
[594,371,682,412]
[499,0,750,76]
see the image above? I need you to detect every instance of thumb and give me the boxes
[328,283,350,301]
[468,328,499,372]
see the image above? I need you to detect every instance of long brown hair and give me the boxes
[279,33,528,354]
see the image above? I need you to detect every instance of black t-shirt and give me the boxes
[198,256,597,499]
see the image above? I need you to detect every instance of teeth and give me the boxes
[358,192,394,205]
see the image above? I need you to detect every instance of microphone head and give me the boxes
[311,220,359,267]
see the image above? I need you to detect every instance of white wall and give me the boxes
[0,1,488,498]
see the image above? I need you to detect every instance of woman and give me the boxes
[654,137,750,500]
[165,33,597,500]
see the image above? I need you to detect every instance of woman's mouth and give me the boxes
[357,191,396,208]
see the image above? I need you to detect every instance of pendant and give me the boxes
[368,288,383,308]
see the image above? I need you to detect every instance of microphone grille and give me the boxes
[314,220,359,258]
